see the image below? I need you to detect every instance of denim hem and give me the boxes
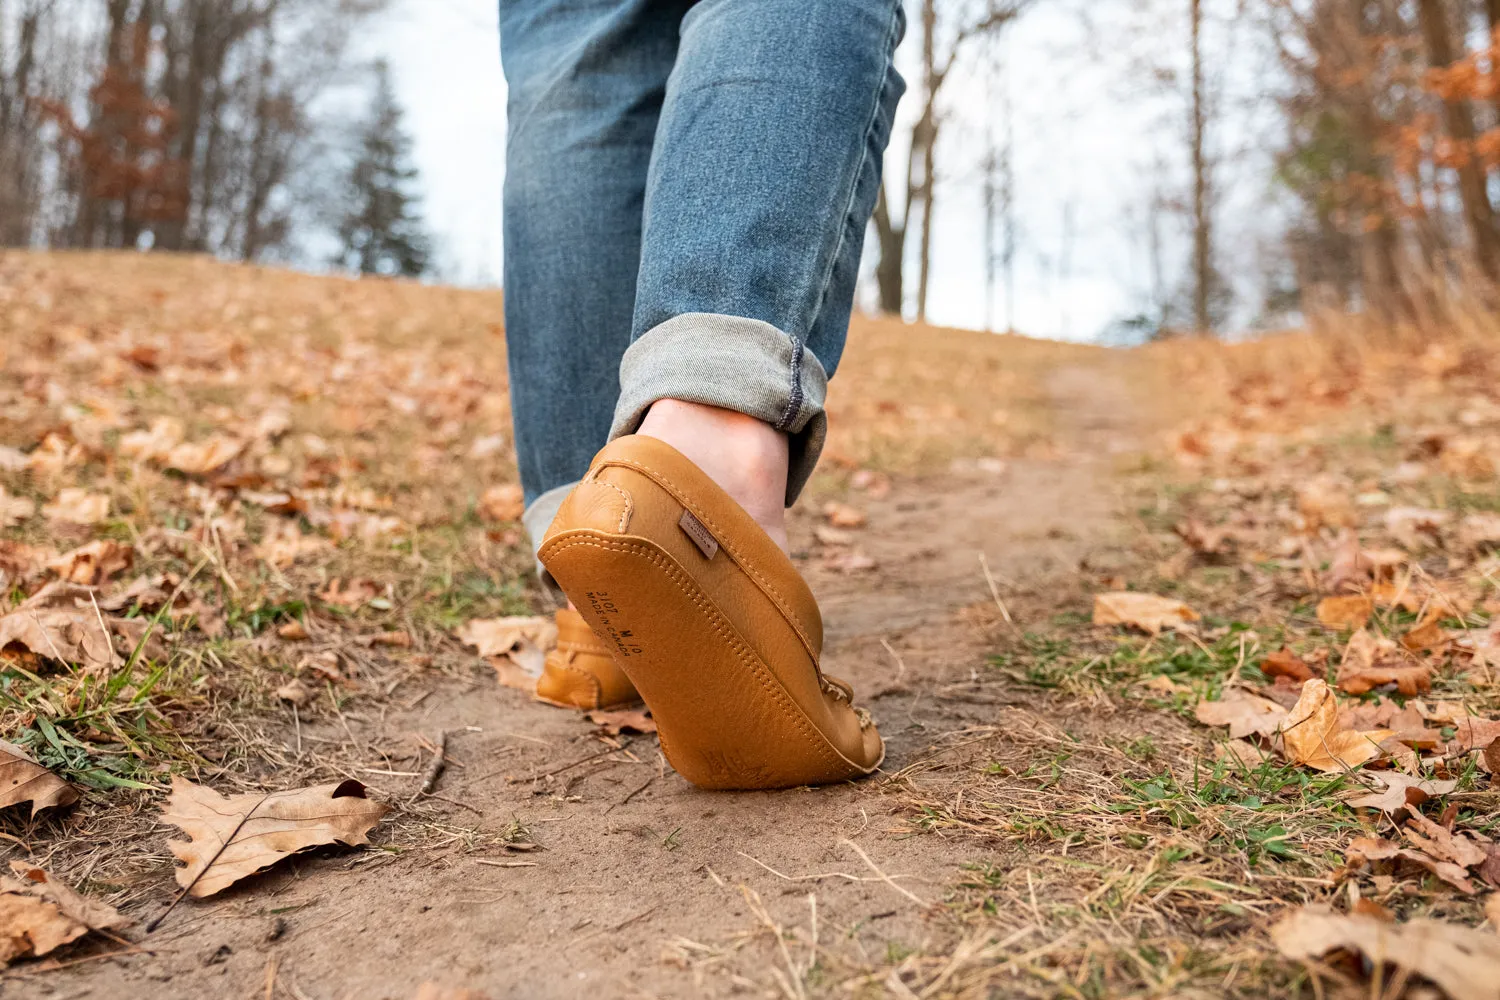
[609,312,829,505]
[523,480,577,598]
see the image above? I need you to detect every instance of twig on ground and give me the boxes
[840,838,927,907]
[417,729,448,794]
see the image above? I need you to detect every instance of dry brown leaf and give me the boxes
[823,549,878,573]
[1261,648,1316,683]
[821,502,867,529]
[362,629,412,648]
[0,585,122,672]
[1271,906,1500,999]
[41,488,109,526]
[275,678,315,706]
[0,487,35,529]
[478,484,524,523]
[1337,630,1433,696]
[1282,679,1393,772]
[0,540,53,589]
[1406,813,1490,870]
[458,616,556,693]
[1139,674,1191,694]
[812,525,856,547]
[1215,739,1267,768]
[1346,772,1456,815]
[118,416,185,462]
[1173,519,1238,557]
[253,519,329,569]
[277,619,309,641]
[1461,513,1500,553]
[1194,690,1288,739]
[1486,894,1500,931]
[45,539,133,586]
[1348,838,1477,894]
[584,708,656,735]
[165,434,244,475]
[1453,717,1500,752]
[0,741,78,817]
[318,577,383,609]
[0,863,126,967]
[1092,592,1199,635]
[161,776,388,897]
[1317,594,1372,630]
[1297,478,1356,531]
[1387,506,1452,550]
[97,574,169,613]
[1402,611,1451,653]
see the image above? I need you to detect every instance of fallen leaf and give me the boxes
[478,484,524,523]
[1453,717,1500,752]
[1386,506,1451,550]
[1461,513,1500,553]
[1486,894,1500,930]
[165,434,244,475]
[45,540,133,586]
[118,416,185,462]
[1298,478,1356,531]
[458,616,556,693]
[1261,648,1316,683]
[275,678,315,706]
[1270,906,1500,998]
[1194,690,1288,739]
[1402,611,1451,653]
[253,520,329,569]
[1093,592,1199,635]
[584,708,656,735]
[161,776,388,897]
[1346,772,1456,815]
[0,488,35,528]
[812,525,856,547]
[1348,837,1478,894]
[318,578,383,609]
[1216,739,1267,768]
[1283,679,1394,772]
[41,489,109,526]
[97,574,169,613]
[277,620,309,641]
[1140,674,1191,694]
[0,741,79,817]
[1317,594,1373,630]
[0,584,123,672]
[823,549,877,573]
[1337,630,1433,696]
[1406,812,1490,869]
[822,502,867,529]
[1174,519,1238,557]
[0,863,126,967]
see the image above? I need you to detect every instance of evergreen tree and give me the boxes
[335,60,429,277]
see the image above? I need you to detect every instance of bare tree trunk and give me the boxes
[1418,0,1497,278]
[871,186,905,314]
[1190,0,1211,334]
[915,0,936,321]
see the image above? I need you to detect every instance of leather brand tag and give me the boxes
[679,509,719,559]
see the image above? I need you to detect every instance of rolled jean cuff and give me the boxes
[523,480,577,598]
[608,313,829,504]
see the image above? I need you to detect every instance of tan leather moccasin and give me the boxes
[534,607,640,711]
[539,435,883,790]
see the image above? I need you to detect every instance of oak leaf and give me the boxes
[1092,592,1199,635]
[0,741,78,816]
[1346,772,1456,815]
[165,434,244,475]
[1194,690,1287,739]
[1282,679,1393,772]
[161,777,388,897]
[1271,906,1500,999]
[1406,812,1490,870]
[0,584,123,672]
[0,863,126,967]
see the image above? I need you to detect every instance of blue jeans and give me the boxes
[500,0,906,549]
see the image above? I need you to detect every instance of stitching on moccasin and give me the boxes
[594,458,819,660]
[593,478,633,532]
[544,534,867,775]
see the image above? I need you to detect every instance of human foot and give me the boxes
[636,398,789,551]
[539,435,883,789]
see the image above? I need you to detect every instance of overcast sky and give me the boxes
[365,0,1281,341]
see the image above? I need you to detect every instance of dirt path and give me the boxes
[34,356,1149,1000]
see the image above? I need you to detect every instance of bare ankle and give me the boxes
[636,399,790,551]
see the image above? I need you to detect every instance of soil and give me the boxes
[20,358,1153,1000]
